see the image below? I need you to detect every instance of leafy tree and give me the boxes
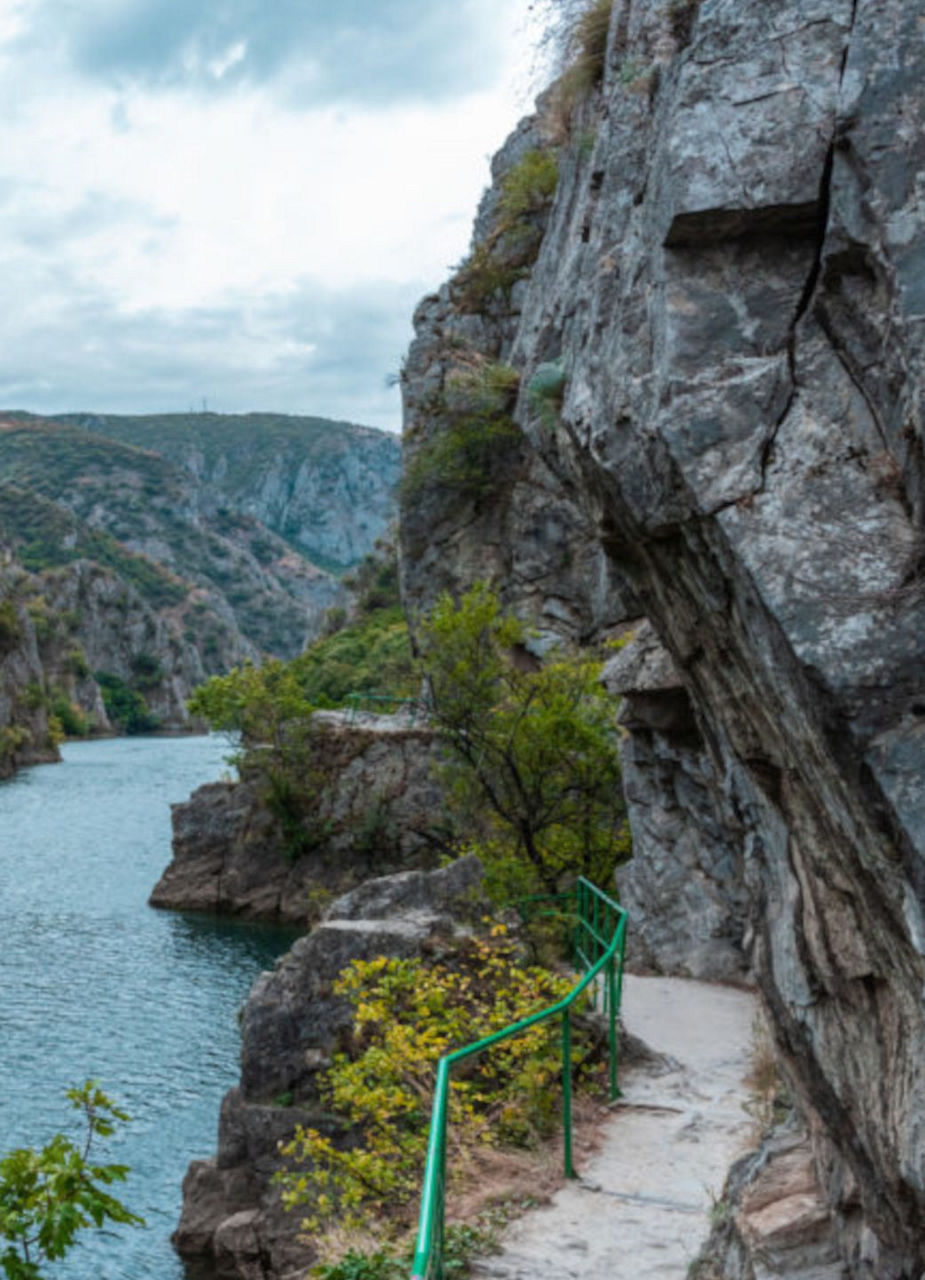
[0,1082,143,1279]
[417,584,629,897]
[187,658,310,751]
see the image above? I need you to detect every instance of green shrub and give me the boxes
[130,651,163,689]
[0,598,21,654]
[342,540,402,615]
[66,645,90,679]
[451,241,534,314]
[50,690,92,738]
[418,584,631,898]
[95,672,159,734]
[311,1250,405,1280]
[496,150,560,224]
[0,725,28,764]
[402,362,523,505]
[0,1081,143,1275]
[452,152,558,312]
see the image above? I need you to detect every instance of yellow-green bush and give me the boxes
[277,930,589,1235]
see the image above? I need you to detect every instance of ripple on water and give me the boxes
[0,736,299,1280]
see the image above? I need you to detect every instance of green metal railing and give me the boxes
[345,691,423,724]
[409,878,627,1280]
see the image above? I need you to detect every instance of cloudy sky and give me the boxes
[0,0,547,431]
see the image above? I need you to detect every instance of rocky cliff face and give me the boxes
[399,1,925,1273]
[51,411,401,572]
[400,119,631,649]
[174,857,483,1279]
[150,711,448,923]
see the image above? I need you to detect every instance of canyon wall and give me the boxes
[400,0,925,1273]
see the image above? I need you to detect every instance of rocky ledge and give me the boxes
[150,711,448,924]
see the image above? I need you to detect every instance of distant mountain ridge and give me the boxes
[0,410,400,756]
[23,410,401,572]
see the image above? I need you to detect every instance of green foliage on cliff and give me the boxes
[402,362,523,505]
[44,411,394,526]
[189,534,413,737]
[0,416,381,661]
[0,1081,142,1279]
[452,150,558,312]
[497,149,560,223]
[0,599,21,655]
[277,931,589,1238]
[188,605,414,739]
[418,584,630,898]
[543,0,614,135]
[95,673,159,735]
[0,485,187,610]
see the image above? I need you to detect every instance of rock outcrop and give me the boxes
[605,623,749,982]
[397,1,925,1273]
[150,711,448,924]
[174,856,484,1279]
[692,1122,847,1280]
[399,121,632,650]
[37,558,219,729]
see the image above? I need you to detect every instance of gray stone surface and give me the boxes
[398,0,925,1272]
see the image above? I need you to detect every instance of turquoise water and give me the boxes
[0,735,299,1279]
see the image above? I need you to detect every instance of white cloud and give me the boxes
[0,0,545,429]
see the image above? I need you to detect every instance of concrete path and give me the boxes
[470,975,757,1280]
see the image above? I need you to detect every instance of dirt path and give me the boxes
[470,975,757,1280]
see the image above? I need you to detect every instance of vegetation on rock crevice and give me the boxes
[451,150,559,313]
[401,362,524,507]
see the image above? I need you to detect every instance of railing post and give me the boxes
[608,952,618,1101]
[562,1009,574,1178]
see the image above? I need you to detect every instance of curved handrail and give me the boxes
[409,878,627,1280]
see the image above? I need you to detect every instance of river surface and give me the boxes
[0,735,299,1279]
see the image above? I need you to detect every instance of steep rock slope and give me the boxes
[174,857,483,1279]
[400,1,925,1273]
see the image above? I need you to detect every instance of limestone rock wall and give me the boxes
[604,623,750,981]
[37,559,220,729]
[398,0,925,1272]
[400,120,632,648]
